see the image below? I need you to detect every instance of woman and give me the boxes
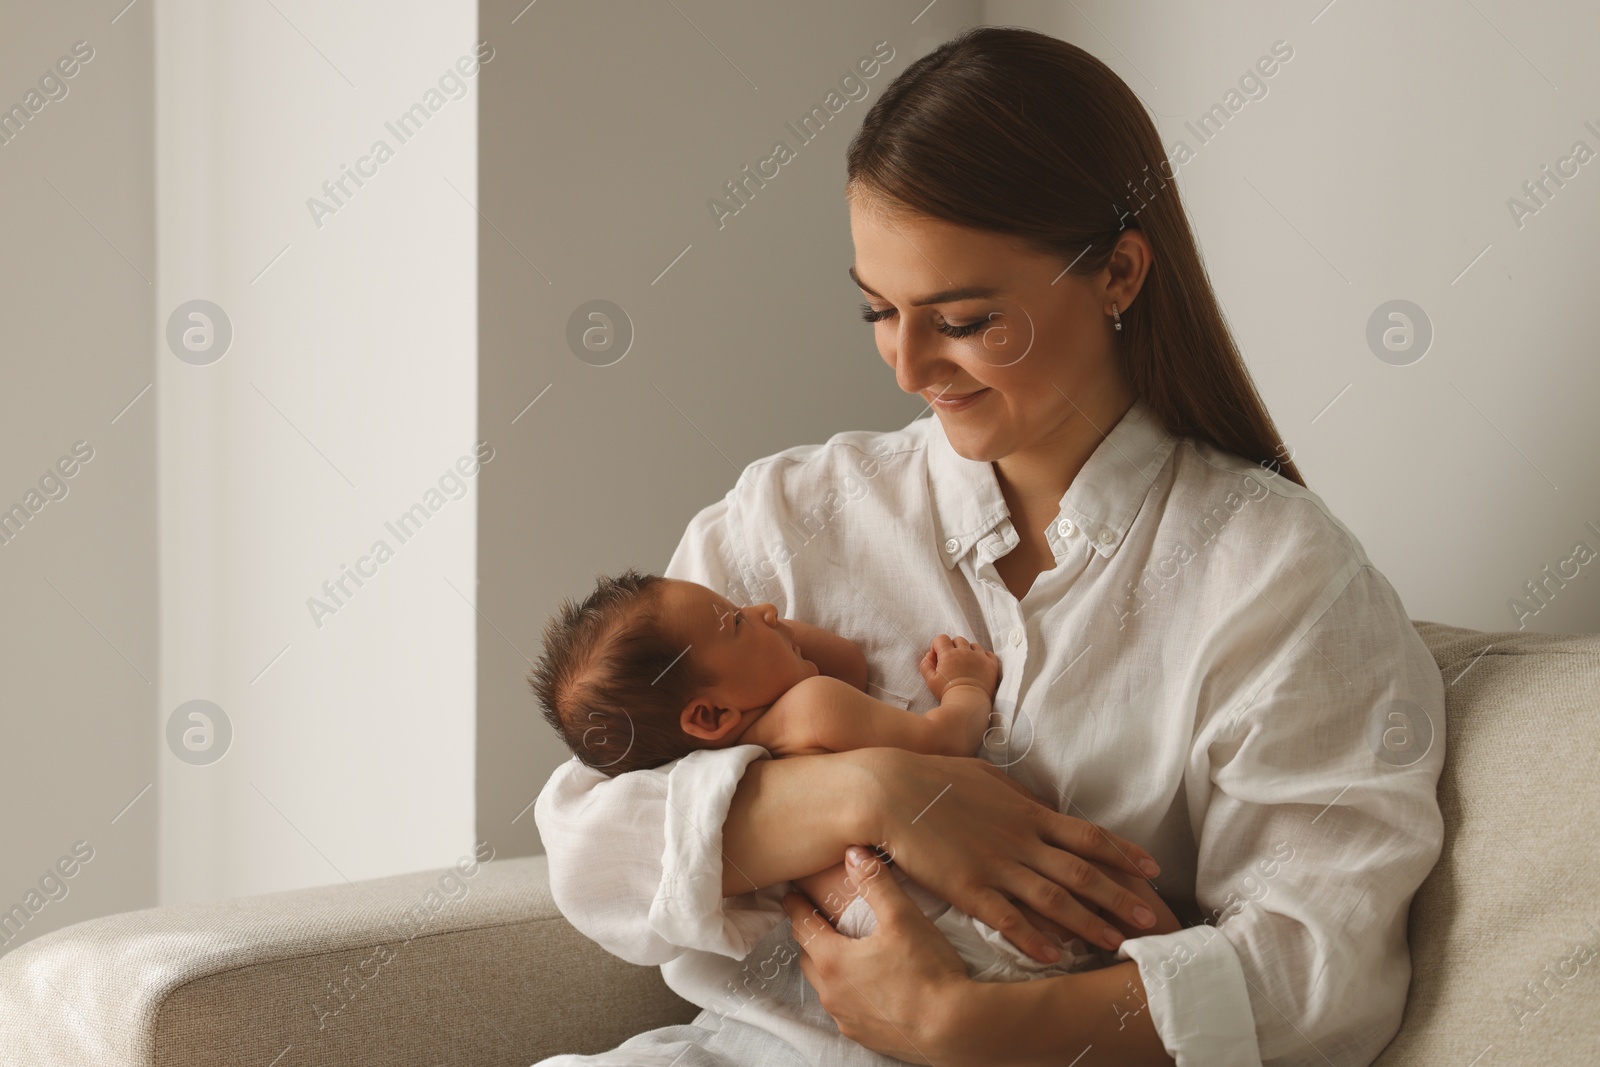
[534,26,1445,1067]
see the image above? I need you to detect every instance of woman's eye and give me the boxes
[858,302,986,338]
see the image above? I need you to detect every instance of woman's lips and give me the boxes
[928,387,989,411]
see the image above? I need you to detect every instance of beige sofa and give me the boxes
[2,622,1595,1065]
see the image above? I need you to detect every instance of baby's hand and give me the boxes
[918,634,1000,701]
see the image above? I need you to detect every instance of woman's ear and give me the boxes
[680,696,742,741]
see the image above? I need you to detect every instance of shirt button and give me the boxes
[1057,519,1075,537]
[1097,529,1114,545]
[1010,627,1024,646]
[944,538,960,554]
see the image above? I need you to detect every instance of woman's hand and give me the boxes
[787,847,1178,1067]
[782,845,970,1065]
[858,747,1163,961]
[1090,857,1185,937]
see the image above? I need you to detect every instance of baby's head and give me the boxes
[528,569,812,777]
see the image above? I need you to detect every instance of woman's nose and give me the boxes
[890,331,950,397]
[754,603,779,625]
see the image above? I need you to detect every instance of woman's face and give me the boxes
[848,194,1141,465]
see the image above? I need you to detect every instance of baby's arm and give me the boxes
[746,635,1001,758]
[743,673,991,759]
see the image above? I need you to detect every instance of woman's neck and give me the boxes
[992,386,1136,523]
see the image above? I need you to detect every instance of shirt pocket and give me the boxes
[865,659,925,712]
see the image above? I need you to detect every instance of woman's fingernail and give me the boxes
[1138,858,1161,877]
[1133,905,1156,928]
[846,846,870,866]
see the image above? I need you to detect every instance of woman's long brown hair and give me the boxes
[845,26,1306,487]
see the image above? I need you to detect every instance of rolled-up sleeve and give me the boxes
[1116,563,1447,1066]
[533,486,788,964]
[535,745,776,964]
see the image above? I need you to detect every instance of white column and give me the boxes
[156,0,479,902]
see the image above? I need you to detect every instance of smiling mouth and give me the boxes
[929,388,983,401]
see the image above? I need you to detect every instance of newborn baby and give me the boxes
[529,568,1136,982]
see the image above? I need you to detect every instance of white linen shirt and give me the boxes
[534,398,1446,1067]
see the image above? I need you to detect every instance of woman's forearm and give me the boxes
[721,750,873,895]
[937,962,1175,1066]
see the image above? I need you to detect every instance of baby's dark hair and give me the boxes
[527,568,718,777]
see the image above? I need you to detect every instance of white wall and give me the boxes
[155,0,479,902]
[0,0,156,955]
[5,0,480,943]
[985,0,1600,634]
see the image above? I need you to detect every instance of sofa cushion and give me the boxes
[1374,622,1600,1064]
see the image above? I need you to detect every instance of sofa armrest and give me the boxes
[0,854,699,1067]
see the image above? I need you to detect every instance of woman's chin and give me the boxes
[940,420,1002,462]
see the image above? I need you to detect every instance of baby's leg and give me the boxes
[794,854,949,940]
[792,861,858,926]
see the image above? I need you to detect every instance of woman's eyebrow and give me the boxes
[849,266,1001,307]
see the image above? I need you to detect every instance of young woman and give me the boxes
[534,26,1445,1067]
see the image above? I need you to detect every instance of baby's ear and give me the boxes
[680,697,739,741]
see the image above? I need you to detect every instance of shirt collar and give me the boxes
[923,397,1177,568]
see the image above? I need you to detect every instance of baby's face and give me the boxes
[661,579,817,714]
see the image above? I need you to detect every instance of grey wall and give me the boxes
[988,0,1600,634]
[476,0,981,856]
[8,0,1584,926]
[479,0,1600,859]
[0,2,156,953]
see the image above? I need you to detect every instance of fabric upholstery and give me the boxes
[1373,622,1600,1064]
[0,855,698,1065]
